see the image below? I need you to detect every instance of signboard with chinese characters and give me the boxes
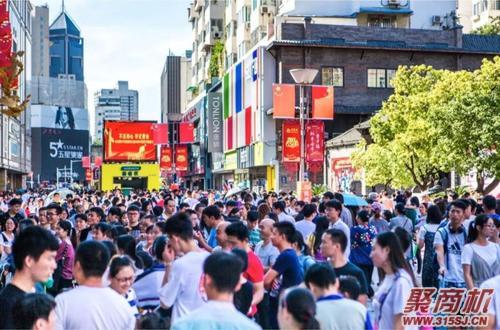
[31,128,90,182]
[103,121,156,161]
[282,120,301,163]
[175,146,188,171]
[305,120,325,163]
[160,146,172,171]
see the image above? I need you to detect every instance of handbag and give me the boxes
[52,242,68,291]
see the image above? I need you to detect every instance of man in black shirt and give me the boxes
[0,226,59,329]
[0,198,25,227]
[320,228,369,305]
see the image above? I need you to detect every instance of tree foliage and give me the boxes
[208,40,224,79]
[352,57,500,192]
[471,16,500,35]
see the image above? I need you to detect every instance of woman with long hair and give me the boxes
[462,214,500,289]
[54,220,76,293]
[278,287,320,330]
[371,231,416,330]
[309,216,329,261]
[417,204,442,288]
[108,255,138,315]
[0,218,16,262]
[117,235,144,272]
[291,231,315,274]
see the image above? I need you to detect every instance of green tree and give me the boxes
[208,40,224,79]
[431,57,500,193]
[363,65,446,190]
[471,16,500,35]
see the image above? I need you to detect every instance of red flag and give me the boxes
[312,86,334,120]
[82,156,90,168]
[94,156,102,167]
[179,122,194,144]
[273,84,296,119]
[152,123,168,145]
[160,146,172,170]
[245,106,252,146]
[305,120,325,163]
[175,146,188,171]
[282,120,301,163]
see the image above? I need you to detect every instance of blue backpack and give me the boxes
[432,226,467,276]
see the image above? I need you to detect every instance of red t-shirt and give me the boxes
[244,250,264,316]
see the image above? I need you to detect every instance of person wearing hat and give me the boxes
[369,202,389,234]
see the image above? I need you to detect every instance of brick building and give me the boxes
[267,19,500,190]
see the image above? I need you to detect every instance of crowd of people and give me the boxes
[0,187,498,330]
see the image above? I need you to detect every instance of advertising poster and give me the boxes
[31,105,89,130]
[282,120,301,163]
[103,121,156,161]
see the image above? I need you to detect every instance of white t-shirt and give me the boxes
[480,275,500,329]
[55,286,135,330]
[373,270,416,330]
[329,219,351,258]
[461,242,499,266]
[418,224,439,240]
[278,212,295,223]
[434,227,466,283]
[294,220,316,240]
[159,250,210,323]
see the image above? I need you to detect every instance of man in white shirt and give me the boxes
[172,252,261,330]
[294,203,317,240]
[325,200,351,258]
[159,212,210,323]
[55,241,135,330]
[272,201,295,223]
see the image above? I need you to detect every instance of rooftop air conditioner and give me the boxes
[387,0,401,6]
[432,15,442,25]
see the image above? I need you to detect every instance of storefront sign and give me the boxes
[238,146,253,169]
[120,165,141,172]
[212,152,224,170]
[160,146,172,170]
[224,151,237,170]
[175,146,188,171]
[182,105,200,123]
[208,92,223,153]
[282,120,301,163]
[306,120,325,163]
[103,121,156,161]
[254,142,264,166]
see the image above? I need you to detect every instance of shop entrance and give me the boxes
[113,177,148,190]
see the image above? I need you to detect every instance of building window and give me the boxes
[321,67,344,87]
[367,68,396,88]
[368,15,396,28]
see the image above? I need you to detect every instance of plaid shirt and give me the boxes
[249,228,261,248]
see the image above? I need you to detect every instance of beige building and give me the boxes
[458,0,500,32]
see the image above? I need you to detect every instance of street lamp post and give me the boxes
[289,68,319,183]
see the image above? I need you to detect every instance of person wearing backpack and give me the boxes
[434,200,468,288]
[417,205,442,288]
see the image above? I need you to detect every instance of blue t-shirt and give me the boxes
[272,248,303,292]
[207,228,217,248]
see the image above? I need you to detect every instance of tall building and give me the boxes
[457,0,500,33]
[188,0,225,89]
[49,5,84,81]
[32,5,50,78]
[94,81,139,141]
[0,0,33,189]
[160,52,192,124]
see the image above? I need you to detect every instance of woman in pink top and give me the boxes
[54,220,75,293]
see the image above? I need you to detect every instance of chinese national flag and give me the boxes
[312,86,334,120]
[82,156,90,168]
[273,84,296,119]
[179,122,194,144]
[152,123,168,145]
[94,156,103,167]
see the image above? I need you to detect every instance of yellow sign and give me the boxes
[101,163,160,191]
[224,151,237,170]
[254,142,264,166]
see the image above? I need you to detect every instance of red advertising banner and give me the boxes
[282,120,301,163]
[103,121,156,161]
[94,156,102,167]
[175,146,188,171]
[312,86,334,120]
[82,156,90,168]
[306,120,325,163]
[85,168,92,182]
[179,122,194,144]
[160,146,172,170]
[152,123,169,145]
[273,84,296,119]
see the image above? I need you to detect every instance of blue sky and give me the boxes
[33,0,192,128]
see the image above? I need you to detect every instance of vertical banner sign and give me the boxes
[179,122,194,144]
[160,146,172,170]
[305,121,325,163]
[85,168,93,182]
[175,146,188,171]
[207,93,223,153]
[152,123,169,145]
[312,86,334,120]
[273,84,296,119]
[282,120,301,163]
[94,156,102,167]
[82,156,90,168]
